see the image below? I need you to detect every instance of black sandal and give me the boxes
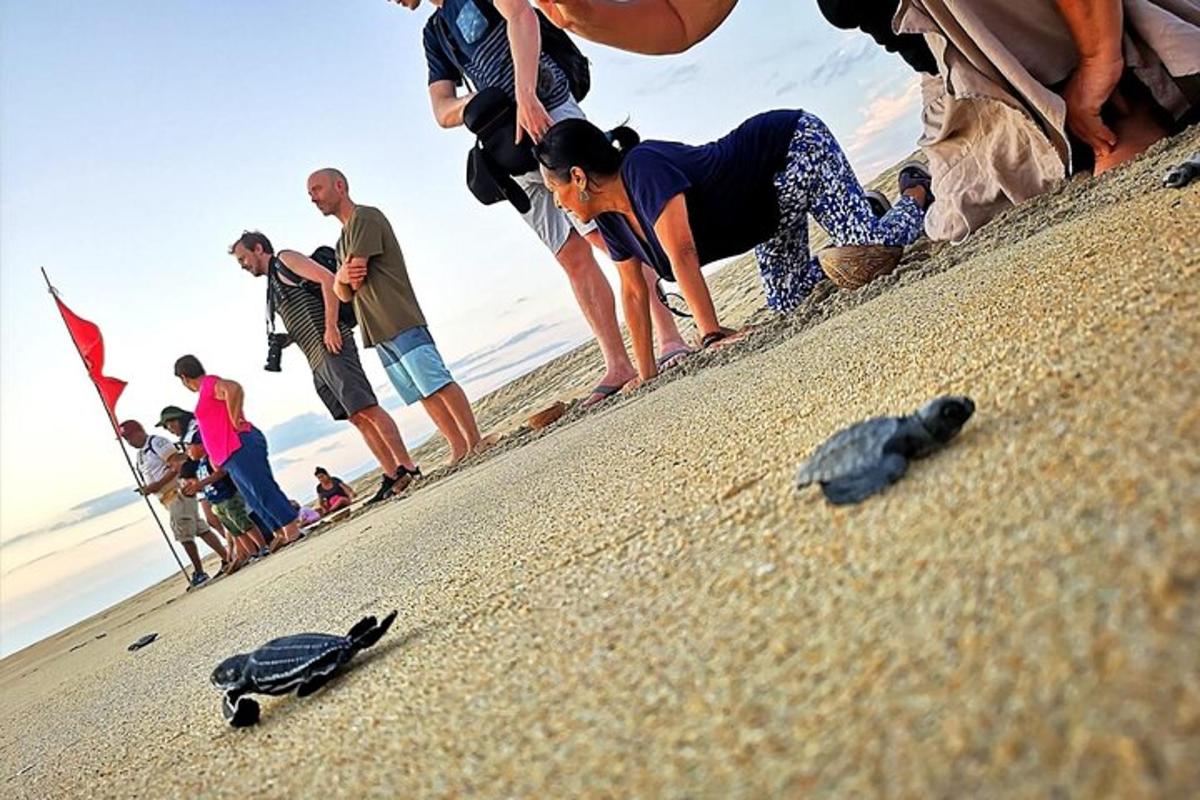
[392,464,422,495]
[700,329,736,349]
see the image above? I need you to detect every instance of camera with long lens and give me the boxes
[264,333,291,373]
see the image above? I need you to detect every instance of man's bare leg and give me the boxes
[198,531,230,564]
[181,540,205,574]
[349,407,398,476]
[354,405,417,472]
[432,382,481,453]
[421,392,469,465]
[556,231,636,393]
[245,525,267,551]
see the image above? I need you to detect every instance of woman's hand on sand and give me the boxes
[1063,55,1124,156]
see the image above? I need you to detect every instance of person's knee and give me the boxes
[555,233,600,277]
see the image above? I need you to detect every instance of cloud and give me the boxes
[844,76,924,179]
[806,38,879,87]
[69,485,139,517]
[262,412,343,454]
[4,485,139,549]
[635,63,701,96]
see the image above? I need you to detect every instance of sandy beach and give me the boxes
[2,129,1197,798]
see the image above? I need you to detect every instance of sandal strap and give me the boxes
[700,331,728,349]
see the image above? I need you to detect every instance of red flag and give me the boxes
[54,296,127,422]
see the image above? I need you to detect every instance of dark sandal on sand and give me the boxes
[656,347,692,371]
[582,384,622,407]
[392,464,422,495]
[699,329,734,349]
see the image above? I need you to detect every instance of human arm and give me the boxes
[336,210,385,295]
[1054,0,1124,154]
[495,0,554,143]
[652,193,721,339]
[429,80,476,129]
[279,251,342,354]
[616,258,657,383]
[340,480,356,502]
[212,378,247,430]
[137,440,183,495]
[535,0,737,55]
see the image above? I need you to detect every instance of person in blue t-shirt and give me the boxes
[533,110,932,386]
[391,0,692,401]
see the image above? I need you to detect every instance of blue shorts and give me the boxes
[376,326,454,405]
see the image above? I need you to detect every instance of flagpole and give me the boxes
[41,268,191,585]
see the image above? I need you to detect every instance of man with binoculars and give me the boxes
[229,231,420,505]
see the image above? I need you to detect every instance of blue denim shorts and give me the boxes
[376,326,454,405]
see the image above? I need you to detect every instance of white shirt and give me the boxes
[137,435,181,503]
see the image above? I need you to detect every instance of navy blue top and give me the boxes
[197,457,237,504]
[423,0,572,112]
[595,110,801,280]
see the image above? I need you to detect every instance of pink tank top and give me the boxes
[195,375,252,466]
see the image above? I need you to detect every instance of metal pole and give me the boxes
[41,267,191,585]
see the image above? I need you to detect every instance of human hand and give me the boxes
[516,93,553,144]
[1062,55,1124,156]
[324,325,343,354]
[135,485,151,497]
[182,478,201,496]
[337,261,368,291]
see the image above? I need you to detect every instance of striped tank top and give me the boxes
[269,255,351,370]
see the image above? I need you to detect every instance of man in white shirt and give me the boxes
[119,419,228,587]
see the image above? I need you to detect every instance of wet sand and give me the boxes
[2,130,1197,798]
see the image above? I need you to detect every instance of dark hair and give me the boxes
[534,119,640,183]
[229,230,274,256]
[174,355,206,380]
[314,467,329,477]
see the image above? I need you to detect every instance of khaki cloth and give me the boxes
[337,205,428,348]
[897,0,1200,242]
[166,493,211,544]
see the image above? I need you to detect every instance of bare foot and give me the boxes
[474,433,501,454]
[1094,98,1169,175]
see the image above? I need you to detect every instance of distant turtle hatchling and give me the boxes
[211,611,397,727]
[1163,153,1200,188]
[795,396,975,505]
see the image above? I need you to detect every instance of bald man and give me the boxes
[307,168,483,471]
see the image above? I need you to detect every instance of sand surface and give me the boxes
[2,131,1197,798]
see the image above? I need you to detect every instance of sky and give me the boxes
[0,0,925,650]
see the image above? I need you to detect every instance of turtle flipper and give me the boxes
[820,454,908,505]
[222,692,261,727]
[349,610,398,651]
[296,673,334,698]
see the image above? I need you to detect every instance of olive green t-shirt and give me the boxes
[337,205,427,347]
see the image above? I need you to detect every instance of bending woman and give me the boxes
[173,355,303,551]
[534,110,931,385]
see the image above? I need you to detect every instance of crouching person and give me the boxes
[534,111,931,385]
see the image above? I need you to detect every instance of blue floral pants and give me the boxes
[755,111,926,313]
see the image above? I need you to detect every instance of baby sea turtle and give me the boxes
[795,396,975,505]
[1163,153,1199,188]
[211,610,397,727]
